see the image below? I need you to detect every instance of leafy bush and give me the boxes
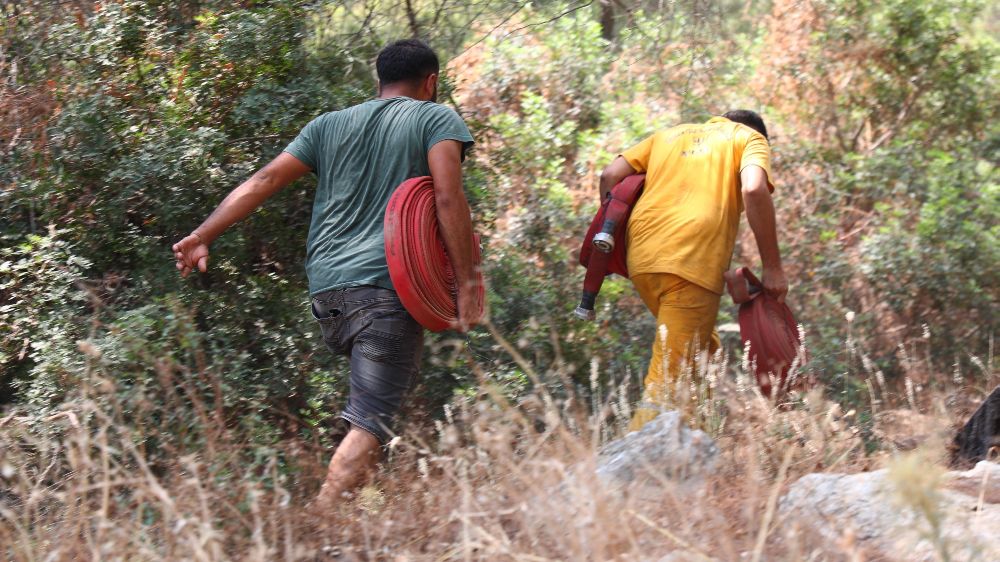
[859,143,998,373]
[1,0,997,449]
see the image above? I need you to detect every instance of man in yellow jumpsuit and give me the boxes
[598,110,788,431]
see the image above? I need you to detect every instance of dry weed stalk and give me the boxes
[3,322,985,561]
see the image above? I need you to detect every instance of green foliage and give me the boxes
[859,143,998,367]
[1,0,997,455]
[819,0,997,150]
[461,14,658,398]
[481,14,611,128]
[1,0,359,438]
[757,0,999,387]
[0,230,92,404]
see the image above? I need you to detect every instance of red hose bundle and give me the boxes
[725,267,805,398]
[578,174,646,277]
[574,174,646,320]
[384,176,485,332]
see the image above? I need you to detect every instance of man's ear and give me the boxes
[424,73,438,99]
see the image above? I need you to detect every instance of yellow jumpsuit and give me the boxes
[619,117,773,431]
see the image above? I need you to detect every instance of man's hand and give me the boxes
[172,233,209,277]
[171,152,311,280]
[762,266,788,303]
[452,286,482,333]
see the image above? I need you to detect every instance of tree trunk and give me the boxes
[600,0,615,41]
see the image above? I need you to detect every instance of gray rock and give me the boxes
[595,411,719,486]
[779,461,1000,562]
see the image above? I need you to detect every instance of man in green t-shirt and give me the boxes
[172,40,479,507]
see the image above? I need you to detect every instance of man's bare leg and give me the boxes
[314,426,381,508]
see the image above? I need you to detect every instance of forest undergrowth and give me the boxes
[2,1,997,560]
[1,314,994,561]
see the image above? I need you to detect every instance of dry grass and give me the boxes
[0,328,995,561]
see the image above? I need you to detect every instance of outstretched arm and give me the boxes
[741,165,787,302]
[172,152,311,277]
[599,156,638,200]
[428,140,479,332]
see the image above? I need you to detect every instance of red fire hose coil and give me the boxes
[384,176,485,332]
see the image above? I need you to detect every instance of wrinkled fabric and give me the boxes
[311,285,423,443]
[285,97,474,295]
[621,116,772,294]
[628,273,721,432]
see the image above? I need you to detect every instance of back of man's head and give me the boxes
[722,109,768,140]
[376,39,440,85]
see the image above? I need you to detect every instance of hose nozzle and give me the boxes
[574,291,598,321]
[592,232,614,253]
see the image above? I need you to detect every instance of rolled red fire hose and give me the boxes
[574,174,646,320]
[724,267,805,398]
[384,176,485,332]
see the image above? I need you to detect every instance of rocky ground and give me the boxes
[589,404,999,562]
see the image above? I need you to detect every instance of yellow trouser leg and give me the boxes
[628,273,721,432]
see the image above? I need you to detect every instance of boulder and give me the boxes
[596,411,719,486]
[780,461,1000,561]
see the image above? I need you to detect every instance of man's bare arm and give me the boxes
[741,165,787,302]
[172,152,311,277]
[428,140,480,331]
[599,156,638,200]
[193,152,311,243]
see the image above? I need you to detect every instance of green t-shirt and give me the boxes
[283,97,474,295]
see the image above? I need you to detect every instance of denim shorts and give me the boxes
[310,285,424,444]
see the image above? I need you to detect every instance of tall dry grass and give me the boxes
[1,324,995,561]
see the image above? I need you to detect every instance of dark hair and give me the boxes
[722,109,769,140]
[376,39,440,85]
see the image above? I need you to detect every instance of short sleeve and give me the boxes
[423,104,475,161]
[739,130,774,192]
[621,134,655,172]
[283,115,324,170]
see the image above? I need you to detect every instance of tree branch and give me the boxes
[404,0,422,38]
